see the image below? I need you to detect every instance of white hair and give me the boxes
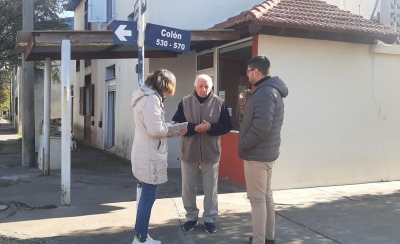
[194,74,213,87]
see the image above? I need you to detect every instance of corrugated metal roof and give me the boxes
[212,0,398,44]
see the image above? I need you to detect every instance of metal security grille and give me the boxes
[380,0,400,44]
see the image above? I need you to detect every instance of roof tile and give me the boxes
[212,0,398,43]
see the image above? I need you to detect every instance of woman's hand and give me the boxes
[179,127,187,136]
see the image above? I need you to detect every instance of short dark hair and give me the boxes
[247,56,270,76]
[145,69,176,96]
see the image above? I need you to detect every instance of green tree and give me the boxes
[0,0,70,101]
[0,0,71,70]
[0,82,10,112]
[0,70,11,113]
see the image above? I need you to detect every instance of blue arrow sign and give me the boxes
[113,20,137,45]
[145,23,191,54]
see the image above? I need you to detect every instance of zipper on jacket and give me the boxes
[199,104,203,162]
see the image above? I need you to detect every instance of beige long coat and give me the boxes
[131,85,169,185]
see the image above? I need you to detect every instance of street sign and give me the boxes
[113,20,137,45]
[145,23,191,54]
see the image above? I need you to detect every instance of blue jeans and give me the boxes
[135,181,158,240]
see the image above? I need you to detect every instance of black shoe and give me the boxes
[204,222,217,233]
[248,237,275,244]
[182,220,197,231]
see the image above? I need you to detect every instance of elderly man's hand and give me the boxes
[194,120,211,133]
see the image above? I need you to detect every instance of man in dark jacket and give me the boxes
[239,56,288,244]
[172,74,232,234]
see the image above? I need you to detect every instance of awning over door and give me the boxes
[16,29,241,61]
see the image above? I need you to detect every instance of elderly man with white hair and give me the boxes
[172,74,232,234]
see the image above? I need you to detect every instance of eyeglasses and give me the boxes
[246,69,255,74]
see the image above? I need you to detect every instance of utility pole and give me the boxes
[22,0,35,167]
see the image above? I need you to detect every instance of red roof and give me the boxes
[212,0,398,44]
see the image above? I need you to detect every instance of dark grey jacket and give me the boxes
[238,76,288,162]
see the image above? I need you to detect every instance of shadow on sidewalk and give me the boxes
[1,189,400,244]
[2,120,400,243]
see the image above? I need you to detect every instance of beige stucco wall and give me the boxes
[257,35,400,189]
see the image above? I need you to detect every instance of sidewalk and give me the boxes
[1,120,400,244]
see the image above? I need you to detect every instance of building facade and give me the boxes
[67,0,400,189]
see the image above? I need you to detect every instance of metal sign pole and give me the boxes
[136,0,146,210]
[137,0,146,86]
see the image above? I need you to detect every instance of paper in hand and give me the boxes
[166,122,188,137]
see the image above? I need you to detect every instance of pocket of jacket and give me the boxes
[157,139,161,150]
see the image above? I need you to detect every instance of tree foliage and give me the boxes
[0,0,71,70]
[0,0,71,104]
[0,70,11,111]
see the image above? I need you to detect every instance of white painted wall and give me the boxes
[147,0,262,29]
[33,69,62,152]
[73,2,85,30]
[71,1,86,142]
[112,59,141,159]
[257,35,400,189]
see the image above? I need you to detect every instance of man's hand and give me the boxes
[194,120,211,133]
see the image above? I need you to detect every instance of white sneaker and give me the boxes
[132,236,161,244]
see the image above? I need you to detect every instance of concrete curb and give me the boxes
[0,230,64,244]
